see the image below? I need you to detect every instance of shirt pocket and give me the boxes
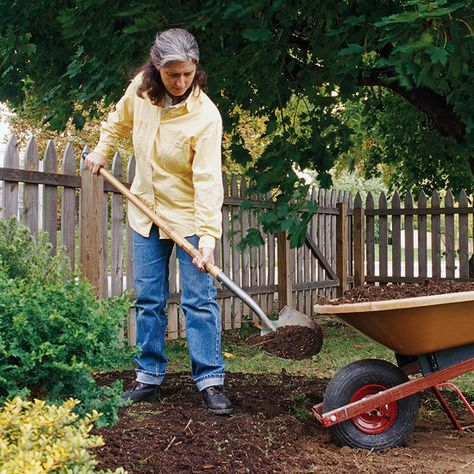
[157,132,193,174]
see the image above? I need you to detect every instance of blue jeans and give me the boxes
[132,226,224,391]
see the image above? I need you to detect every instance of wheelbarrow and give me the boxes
[312,291,474,450]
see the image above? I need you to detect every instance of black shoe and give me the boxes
[201,386,233,415]
[122,381,160,402]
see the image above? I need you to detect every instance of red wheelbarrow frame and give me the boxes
[313,356,474,428]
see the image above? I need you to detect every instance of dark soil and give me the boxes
[317,280,474,305]
[246,325,324,360]
[93,370,474,473]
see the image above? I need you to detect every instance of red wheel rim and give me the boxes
[350,384,398,434]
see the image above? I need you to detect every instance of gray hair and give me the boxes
[150,28,200,69]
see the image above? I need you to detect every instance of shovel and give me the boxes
[83,154,316,335]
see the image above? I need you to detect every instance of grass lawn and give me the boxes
[162,319,474,396]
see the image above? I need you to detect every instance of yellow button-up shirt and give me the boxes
[94,72,224,249]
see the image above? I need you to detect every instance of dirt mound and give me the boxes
[318,280,474,305]
[247,325,323,359]
[92,371,474,474]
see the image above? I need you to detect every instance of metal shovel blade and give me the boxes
[260,305,318,335]
[216,271,315,335]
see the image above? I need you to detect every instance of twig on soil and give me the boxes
[461,458,474,469]
[183,419,193,433]
[164,435,177,451]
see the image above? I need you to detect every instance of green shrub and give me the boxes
[0,396,127,473]
[0,218,135,425]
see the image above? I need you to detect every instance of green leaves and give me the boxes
[339,43,366,57]
[0,219,134,426]
[425,45,448,65]
[1,0,474,245]
[242,28,272,41]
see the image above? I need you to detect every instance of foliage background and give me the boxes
[1,0,473,245]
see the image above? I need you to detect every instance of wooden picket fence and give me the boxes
[352,190,474,284]
[0,135,349,343]
[3,135,471,343]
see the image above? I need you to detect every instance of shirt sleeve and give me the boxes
[93,79,135,158]
[192,117,224,250]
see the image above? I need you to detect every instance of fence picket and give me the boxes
[404,192,414,278]
[267,230,276,315]
[24,138,39,236]
[391,192,401,278]
[458,190,469,278]
[303,189,311,314]
[309,188,319,308]
[168,246,179,340]
[431,191,441,278]
[248,191,259,318]
[328,189,336,298]
[240,177,250,318]
[3,134,19,219]
[43,141,58,253]
[230,176,242,327]
[126,156,136,346]
[378,192,388,284]
[111,153,124,296]
[353,192,364,287]
[366,192,375,281]
[221,174,232,330]
[61,144,76,271]
[417,191,427,278]
[445,190,455,278]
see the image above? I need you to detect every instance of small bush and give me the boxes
[0,396,126,473]
[0,218,135,425]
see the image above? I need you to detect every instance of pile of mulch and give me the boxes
[246,325,323,360]
[317,280,474,305]
[92,370,474,474]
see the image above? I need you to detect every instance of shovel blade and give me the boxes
[260,306,316,335]
[276,306,316,329]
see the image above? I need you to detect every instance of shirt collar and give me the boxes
[161,87,202,112]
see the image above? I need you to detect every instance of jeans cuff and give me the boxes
[195,375,225,392]
[136,370,165,386]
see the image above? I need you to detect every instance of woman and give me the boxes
[84,28,232,415]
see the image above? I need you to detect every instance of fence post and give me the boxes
[336,202,348,297]
[277,231,292,310]
[353,194,365,287]
[80,163,106,298]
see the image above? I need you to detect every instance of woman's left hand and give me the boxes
[193,247,214,272]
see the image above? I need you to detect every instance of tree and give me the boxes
[1,0,473,246]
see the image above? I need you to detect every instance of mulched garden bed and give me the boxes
[93,370,474,473]
[317,280,474,305]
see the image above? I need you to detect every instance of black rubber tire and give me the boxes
[323,359,419,450]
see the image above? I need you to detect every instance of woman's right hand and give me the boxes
[84,151,107,175]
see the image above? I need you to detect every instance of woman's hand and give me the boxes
[193,247,214,272]
[84,151,107,175]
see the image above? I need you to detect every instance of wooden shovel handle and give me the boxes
[98,167,223,278]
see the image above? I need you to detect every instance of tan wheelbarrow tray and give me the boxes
[313,290,474,356]
[312,291,474,450]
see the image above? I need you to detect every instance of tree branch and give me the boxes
[358,68,466,144]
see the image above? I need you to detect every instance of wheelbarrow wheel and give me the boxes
[323,359,419,450]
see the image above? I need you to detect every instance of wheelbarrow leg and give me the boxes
[431,382,474,431]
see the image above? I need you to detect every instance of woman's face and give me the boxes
[159,60,197,98]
